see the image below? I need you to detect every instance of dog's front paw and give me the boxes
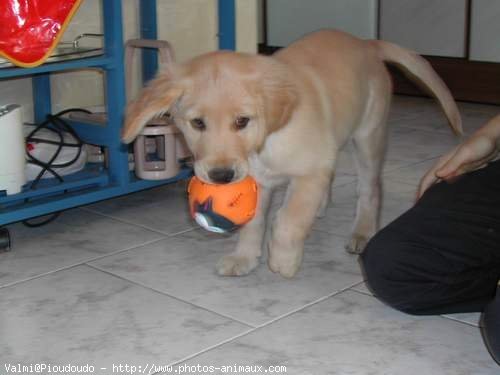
[268,241,303,278]
[216,253,259,276]
[345,234,369,254]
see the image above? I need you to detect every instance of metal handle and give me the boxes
[124,39,176,99]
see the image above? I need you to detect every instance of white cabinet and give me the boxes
[379,0,467,57]
[264,0,499,63]
[266,0,377,47]
[470,0,500,62]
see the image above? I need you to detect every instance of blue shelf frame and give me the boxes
[140,0,159,84]
[218,0,236,50]
[0,0,236,225]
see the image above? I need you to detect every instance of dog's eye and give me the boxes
[234,116,250,130]
[190,118,206,131]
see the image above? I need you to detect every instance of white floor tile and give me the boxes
[90,230,363,327]
[0,266,248,366]
[314,179,417,238]
[84,182,195,235]
[354,282,482,328]
[181,290,497,374]
[1,209,163,287]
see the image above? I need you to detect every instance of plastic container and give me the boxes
[0,104,26,195]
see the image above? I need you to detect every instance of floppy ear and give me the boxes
[261,69,299,134]
[122,73,183,144]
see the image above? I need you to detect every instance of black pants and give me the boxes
[362,159,500,315]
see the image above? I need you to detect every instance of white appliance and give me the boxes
[0,104,26,195]
[25,128,88,181]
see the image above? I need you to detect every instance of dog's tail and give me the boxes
[372,40,463,135]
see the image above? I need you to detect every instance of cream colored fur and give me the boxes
[122,30,462,278]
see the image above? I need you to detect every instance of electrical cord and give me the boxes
[22,108,90,227]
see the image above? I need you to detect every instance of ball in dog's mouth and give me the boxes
[187,176,259,233]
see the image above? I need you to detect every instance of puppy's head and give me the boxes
[122,51,298,184]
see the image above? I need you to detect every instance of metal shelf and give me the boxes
[0,56,112,79]
[0,164,109,207]
[0,0,235,226]
[0,167,192,225]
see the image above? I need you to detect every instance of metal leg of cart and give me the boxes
[0,227,11,252]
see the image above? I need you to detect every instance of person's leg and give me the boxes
[483,285,500,364]
[361,160,500,358]
[362,159,500,314]
[362,213,500,314]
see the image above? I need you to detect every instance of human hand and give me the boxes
[417,115,500,199]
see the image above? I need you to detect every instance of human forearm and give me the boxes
[475,114,500,150]
[418,113,500,198]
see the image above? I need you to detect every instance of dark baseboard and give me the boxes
[388,56,500,105]
[258,44,500,105]
[258,43,280,55]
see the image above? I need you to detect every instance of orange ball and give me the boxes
[187,175,259,233]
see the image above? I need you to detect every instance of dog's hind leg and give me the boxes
[316,172,334,218]
[346,81,391,254]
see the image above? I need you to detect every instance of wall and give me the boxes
[0,0,257,122]
[236,0,258,54]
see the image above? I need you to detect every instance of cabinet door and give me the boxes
[379,0,467,57]
[266,0,377,47]
[470,0,500,62]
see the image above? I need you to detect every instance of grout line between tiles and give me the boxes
[332,179,358,189]
[349,287,374,298]
[159,280,366,374]
[335,157,437,189]
[83,264,364,374]
[440,315,480,328]
[252,279,365,330]
[168,228,199,237]
[312,228,351,239]
[349,288,482,329]
[0,237,167,291]
[383,157,439,175]
[155,328,258,375]
[79,206,196,237]
[85,263,257,329]
[79,207,172,235]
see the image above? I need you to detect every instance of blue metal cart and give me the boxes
[0,0,236,235]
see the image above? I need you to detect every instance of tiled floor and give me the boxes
[1,96,499,374]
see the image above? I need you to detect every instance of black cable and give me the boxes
[22,212,62,228]
[25,109,88,187]
[22,108,90,227]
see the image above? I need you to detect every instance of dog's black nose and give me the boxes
[208,168,235,184]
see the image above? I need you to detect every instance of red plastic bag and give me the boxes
[0,0,82,68]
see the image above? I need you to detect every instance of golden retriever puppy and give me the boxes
[122,30,462,278]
